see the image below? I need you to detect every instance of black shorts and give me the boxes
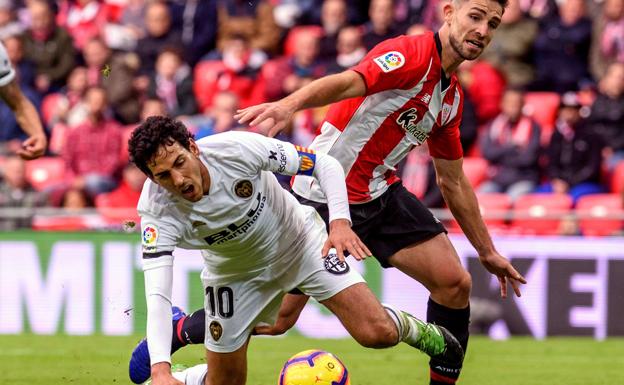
[295,182,446,268]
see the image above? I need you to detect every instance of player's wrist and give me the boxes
[151,361,172,377]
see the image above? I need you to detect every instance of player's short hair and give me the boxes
[128,116,194,177]
[455,0,508,9]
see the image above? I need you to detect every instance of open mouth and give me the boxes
[466,39,484,49]
[182,185,195,195]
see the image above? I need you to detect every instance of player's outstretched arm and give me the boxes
[234,70,366,137]
[0,80,47,159]
[432,157,527,298]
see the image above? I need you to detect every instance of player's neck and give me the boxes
[436,26,463,76]
[199,162,211,195]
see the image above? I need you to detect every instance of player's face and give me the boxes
[148,140,207,202]
[447,0,503,60]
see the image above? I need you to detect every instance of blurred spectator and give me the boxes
[62,86,123,196]
[326,26,366,74]
[194,34,266,111]
[538,92,606,203]
[48,66,90,130]
[83,37,141,124]
[458,59,506,124]
[405,23,428,36]
[140,97,167,121]
[61,186,93,211]
[190,91,242,140]
[479,88,542,201]
[216,0,281,55]
[532,0,593,93]
[394,0,427,29]
[56,0,108,50]
[106,0,146,50]
[586,62,624,170]
[168,0,217,66]
[520,0,558,19]
[0,155,46,230]
[481,0,538,88]
[318,0,348,60]
[362,0,402,50]
[97,162,146,208]
[147,47,196,117]
[590,0,624,80]
[0,0,25,40]
[22,0,75,94]
[2,35,35,90]
[265,32,326,101]
[135,1,180,76]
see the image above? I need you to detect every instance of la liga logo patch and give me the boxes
[142,224,159,246]
[374,51,405,73]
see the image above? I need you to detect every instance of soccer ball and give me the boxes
[278,349,350,385]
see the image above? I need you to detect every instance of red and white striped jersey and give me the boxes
[292,31,464,204]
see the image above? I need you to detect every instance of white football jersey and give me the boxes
[138,131,325,279]
[0,42,15,87]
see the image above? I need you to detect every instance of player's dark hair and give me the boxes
[128,116,194,177]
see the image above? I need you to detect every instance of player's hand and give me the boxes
[479,251,527,298]
[323,218,372,262]
[17,134,47,160]
[150,362,184,385]
[234,101,295,137]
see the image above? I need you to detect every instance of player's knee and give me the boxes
[353,318,398,348]
[434,271,472,307]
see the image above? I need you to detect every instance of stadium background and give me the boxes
[0,0,624,384]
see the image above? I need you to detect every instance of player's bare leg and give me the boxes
[388,233,471,385]
[204,338,249,385]
[320,282,463,365]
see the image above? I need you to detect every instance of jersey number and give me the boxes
[205,286,234,318]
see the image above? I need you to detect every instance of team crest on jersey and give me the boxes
[374,51,405,73]
[142,224,158,251]
[324,252,350,275]
[234,180,253,198]
[209,321,223,341]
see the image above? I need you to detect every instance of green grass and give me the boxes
[0,335,623,384]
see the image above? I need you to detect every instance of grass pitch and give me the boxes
[1,335,622,384]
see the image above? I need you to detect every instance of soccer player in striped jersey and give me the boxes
[234,1,527,384]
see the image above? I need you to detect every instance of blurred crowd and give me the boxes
[0,0,623,234]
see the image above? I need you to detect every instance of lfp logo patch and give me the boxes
[374,51,405,73]
[142,224,159,249]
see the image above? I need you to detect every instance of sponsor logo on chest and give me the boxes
[395,107,430,144]
[203,192,267,245]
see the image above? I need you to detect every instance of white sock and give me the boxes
[172,364,208,385]
[383,303,425,346]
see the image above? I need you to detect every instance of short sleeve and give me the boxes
[427,95,464,161]
[0,42,15,87]
[139,213,180,263]
[351,34,433,95]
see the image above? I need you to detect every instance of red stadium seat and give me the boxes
[523,92,560,144]
[25,157,67,191]
[612,161,624,194]
[283,25,324,56]
[576,194,623,236]
[40,93,64,127]
[512,193,573,235]
[462,157,488,188]
[447,193,511,234]
[193,60,227,112]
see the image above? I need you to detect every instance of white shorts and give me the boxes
[200,212,365,353]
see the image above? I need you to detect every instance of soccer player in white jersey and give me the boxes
[128,116,463,385]
[0,41,46,160]
[234,1,527,384]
